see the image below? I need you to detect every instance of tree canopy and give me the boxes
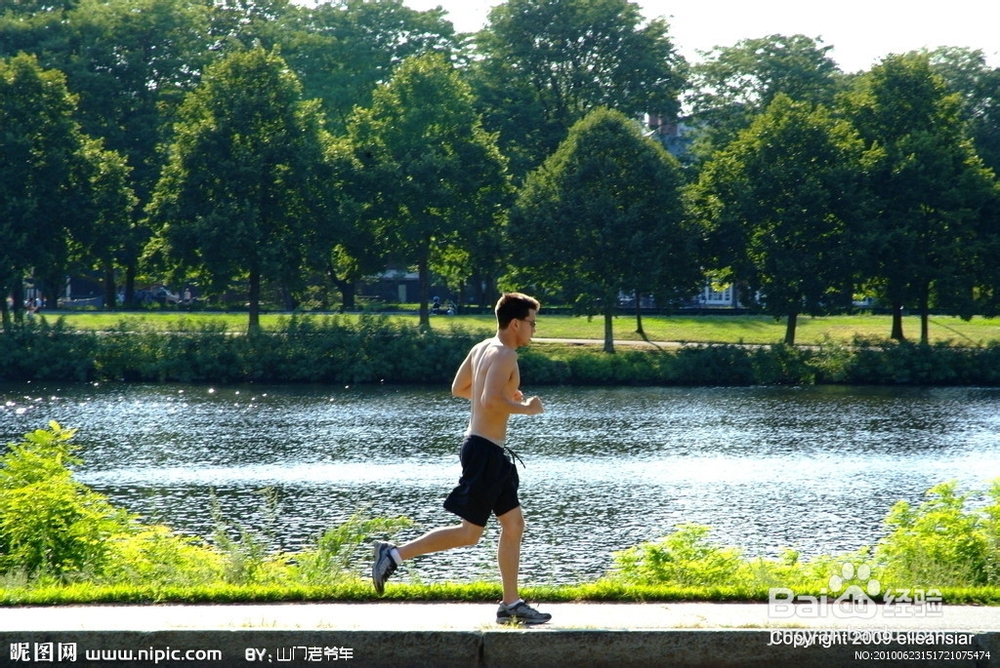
[348,53,511,328]
[148,47,333,332]
[470,0,686,178]
[692,94,864,345]
[510,107,696,352]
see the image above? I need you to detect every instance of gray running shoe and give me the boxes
[371,541,398,595]
[496,600,552,625]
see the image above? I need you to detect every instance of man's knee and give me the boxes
[498,509,525,538]
[456,521,484,547]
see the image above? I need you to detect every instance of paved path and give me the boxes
[2,601,998,632]
[4,603,1000,667]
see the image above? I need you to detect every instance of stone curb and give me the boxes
[4,629,999,667]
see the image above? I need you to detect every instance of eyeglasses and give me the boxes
[522,318,537,329]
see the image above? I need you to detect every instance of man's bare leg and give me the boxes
[496,506,525,605]
[396,520,484,561]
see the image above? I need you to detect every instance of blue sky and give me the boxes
[403,0,1000,73]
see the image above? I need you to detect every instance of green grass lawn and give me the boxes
[45,309,1000,346]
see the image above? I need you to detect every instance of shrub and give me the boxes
[0,423,133,578]
[875,481,994,587]
[292,510,414,586]
[610,524,747,587]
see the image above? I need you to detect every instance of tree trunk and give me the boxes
[418,257,431,329]
[281,284,296,312]
[918,283,930,345]
[336,278,356,312]
[784,311,798,346]
[890,300,906,341]
[634,288,645,337]
[248,270,261,333]
[124,264,137,309]
[103,263,116,310]
[603,302,615,354]
[0,291,9,333]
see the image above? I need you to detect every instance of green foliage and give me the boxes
[686,34,843,158]
[690,94,864,344]
[510,107,698,352]
[9,317,1000,386]
[0,424,417,596]
[876,481,997,587]
[0,423,133,578]
[611,524,746,588]
[669,345,757,385]
[98,526,223,590]
[472,0,685,175]
[293,510,413,586]
[148,45,334,332]
[606,480,1000,597]
[348,52,511,328]
[0,318,98,381]
[209,489,280,586]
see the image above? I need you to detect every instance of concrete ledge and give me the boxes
[4,629,998,667]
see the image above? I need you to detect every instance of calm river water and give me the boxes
[2,382,999,585]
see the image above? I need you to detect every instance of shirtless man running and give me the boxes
[371,292,551,625]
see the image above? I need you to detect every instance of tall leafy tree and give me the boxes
[148,47,332,332]
[0,53,125,330]
[470,0,685,178]
[347,53,511,328]
[509,107,696,353]
[691,95,864,345]
[72,139,138,310]
[686,34,844,160]
[0,0,219,306]
[843,54,996,342]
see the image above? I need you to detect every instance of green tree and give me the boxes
[274,0,457,134]
[0,0,219,307]
[912,50,1000,325]
[686,34,844,160]
[0,53,116,331]
[347,53,511,328]
[691,95,864,345]
[925,47,1000,185]
[70,139,138,310]
[509,107,696,353]
[148,47,332,332]
[843,54,996,342]
[470,0,685,178]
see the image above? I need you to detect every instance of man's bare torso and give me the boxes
[466,337,521,445]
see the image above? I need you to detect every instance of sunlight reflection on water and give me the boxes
[2,382,1000,585]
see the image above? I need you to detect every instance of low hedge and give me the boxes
[2,316,1000,386]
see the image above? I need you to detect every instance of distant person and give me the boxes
[371,292,551,625]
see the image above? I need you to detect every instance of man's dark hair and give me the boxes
[495,292,540,329]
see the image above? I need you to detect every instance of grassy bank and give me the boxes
[5,313,1000,386]
[39,310,1000,346]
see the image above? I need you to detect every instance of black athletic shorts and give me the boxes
[443,433,520,527]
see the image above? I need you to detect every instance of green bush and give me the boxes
[875,481,996,587]
[669,345,756,385]
[7,316,1000,386]
[0,319,96,381]
[0,423,133,578]
[610,524,747,587]
[292,510,413,586]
